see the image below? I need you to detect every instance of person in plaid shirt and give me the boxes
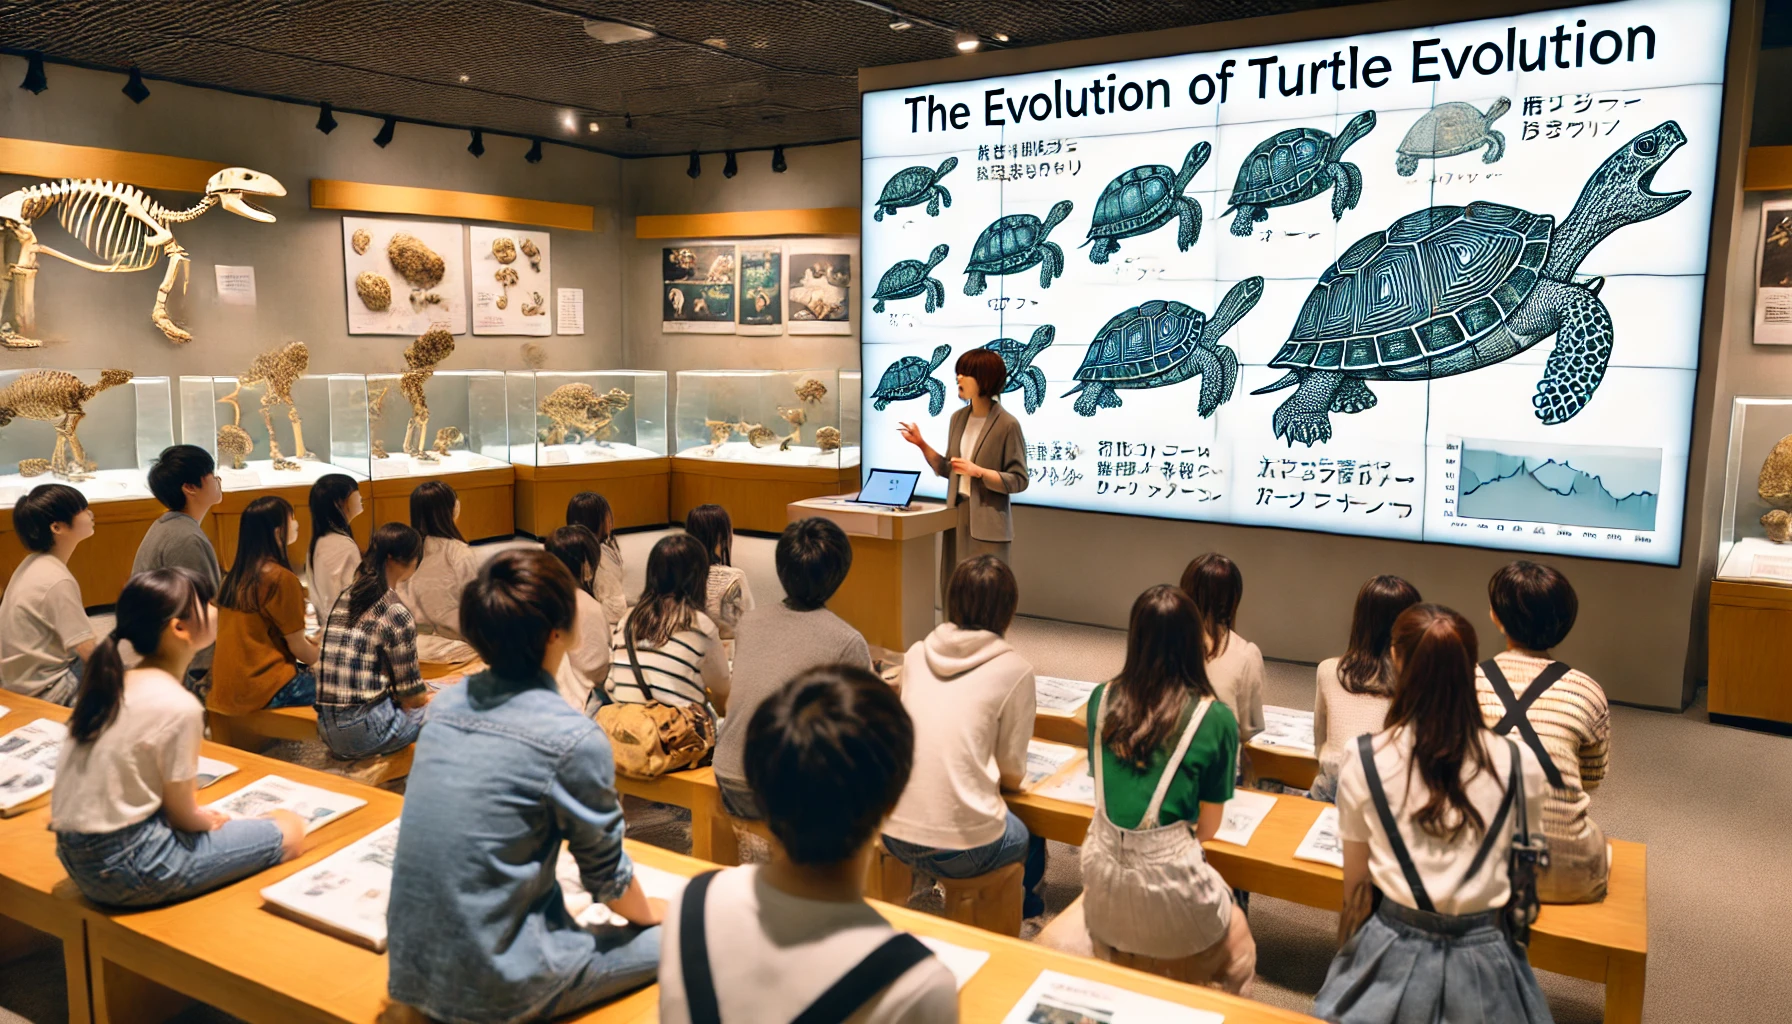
[317,523,441,759]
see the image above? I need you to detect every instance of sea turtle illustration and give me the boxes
[872,343,952,417]
[874,157,959,221]
[1254,120,1690,446]
[1062,277,1264,419]
[1084,143,1210,264]
[1224,110,1376,236]
[964,200,1074,295]
[872,244,949,313]
[1396,98,1511,176]
[982,325,1055,414]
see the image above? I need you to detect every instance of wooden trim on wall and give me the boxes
[0,137,226,192]
[309,179,599,231]
[1745,146,1792,191]
[635,207,859,239]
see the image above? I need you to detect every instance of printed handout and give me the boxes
[196,756,239,789]
[1254,705,1317,753]
[918,936,991,990]
[1025,740,1082,788]
[1212,789,1277,847]
[260,820,401,949]
[205,775,367,835]
[558,848,691,928]
[1036,768,1096,808]
[1295,806,1345,868]
[0,719,67,813]
[1035,676,1099,715]
[1000,969,1224,1024]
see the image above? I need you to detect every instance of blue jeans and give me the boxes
[56,811,285,908]
[531,926,662,1021]
[317,699,424,759]
[265,670,316,709]
[882,810,1047,917]
[715,774,763,821]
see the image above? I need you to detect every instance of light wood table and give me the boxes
[513,457,671,535]
[1034,706,1087,747]
[0,495,166,608]
[209,479,375,570]
[0,691,88,1024]
[1707,578,1792,723]
[671,457,858,534]
[1243,742,1320,792]
[786,496,957,652]
[370,464,515,542]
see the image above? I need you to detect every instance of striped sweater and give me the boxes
[1474,650,1610,842]
[605,609,730,712]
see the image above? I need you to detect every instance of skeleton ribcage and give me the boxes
[55,189,159,271]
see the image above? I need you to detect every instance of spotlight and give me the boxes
[723,151,738,178]
[889,19,912,30]
[458,73,470,83]
[561,111,576,131]
[373,117,396,147]
[954,31,980,52]
[525,139,543,163]
[467,130,484,157]
[993,32,1010,42]
[122,68,150,103]
[587,121,601,133]
[687,152,701,179]
[20,53,47,95]
[771,146,787,173]
[316,102,337,134]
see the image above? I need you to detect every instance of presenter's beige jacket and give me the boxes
[926,401,1029,542]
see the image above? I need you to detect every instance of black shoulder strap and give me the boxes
[679,870,724,1024]
[1457,741,1519,888]
[1481,659,1567,790]
[790,933,934,1024]
[1357,733,1434,914]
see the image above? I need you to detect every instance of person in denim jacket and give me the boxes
[386,549,664,1024]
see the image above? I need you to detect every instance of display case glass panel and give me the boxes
[362,369,508,479]
[504,371,668,466]
[179,374,371,489]
[1719,396,1792,584]
[673,370,859,469]
[0,369,172,508]
[840,371,862,473]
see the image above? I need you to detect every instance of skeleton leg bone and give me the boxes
[1,223,43,348]
[261,405,297,470]
[152,246,193,343]
[287,404,313,460]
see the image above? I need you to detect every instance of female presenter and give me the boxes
[898,348,1030,595]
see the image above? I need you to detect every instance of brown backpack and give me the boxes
[595,624,715,778]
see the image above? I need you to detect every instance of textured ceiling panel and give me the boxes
[0,0,1367,156]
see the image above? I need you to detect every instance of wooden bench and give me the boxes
[1243,741,1319,792]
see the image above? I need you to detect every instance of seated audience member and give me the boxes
[306,473,364,624]
[1180,553,1265,748]
[1315,603,1550,1023]
[395,481,480,663]
[713,516,871,819]
[1311,575,1422,802]
[658,666,958,1023]
[0,484,97,705]
[1478,560,1612,904]
[133,444,224,693]
[316,524,434,760]
[207,496,319,714]
[1081,585,1253,993]
[684,503,754,640]
[567,491,627,625]
[882,555,1046,918]
[545,525,612,713]
[388,550,662,1023]
[52,569,304,907]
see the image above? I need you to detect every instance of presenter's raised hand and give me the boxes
[898,421,925,448]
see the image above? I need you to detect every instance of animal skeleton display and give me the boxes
[433,426,464,456]
[218,342,312,471]
[399,327,455,461]
[366,382,393,459]
[0,369,132,479]
[538,384,630,446]
[0,168,285,347]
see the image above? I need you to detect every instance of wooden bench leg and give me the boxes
[92,953,193,1024]
[1604,952,1646,1024]
[705,810,743,867]
[939,861,1024,937]
[868,846,913,905]
[1,913,90,1024]
[687,792,724,863]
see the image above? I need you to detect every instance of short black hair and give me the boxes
[147,444,215,511]
[947,555,1018,636]
[777,517,853,611]
[1488,560,1579,651]
[744,665,913,866]
[14,484,88,552]
[460,549,577,682]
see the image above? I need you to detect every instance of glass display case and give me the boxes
[1718,396,1792,584]
[505,370,668,466]
[673,370,860,470]
[840,371,862,472]
[0,369,172,509]
[362,369,508,480]
[179,374,370,489]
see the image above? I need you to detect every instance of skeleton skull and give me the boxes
[205,167,286,223]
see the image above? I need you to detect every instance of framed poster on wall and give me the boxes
[1754,199,1792,346]
[341,217,467,335]
[787,246,854,335]
[662,245,737,334]
[738,244,784,336]
[469,225,551,336]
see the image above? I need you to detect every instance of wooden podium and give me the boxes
[787,495,956,653]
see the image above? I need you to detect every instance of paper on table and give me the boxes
[1036,767,1096,807]
[559,849,692,928]
[205,775,367,835]
[1025,740,1082,788]
[259,820,401,950]
[1212,789,1277,847]
[918,936,990,990]
[1295,806,1345,868]
[0,705,10,719]
[1000,969,1224,1024]
[195,756,239,789]
[1035,675,1099,715]
[1254,705,1316,753]
[0,719,67,811]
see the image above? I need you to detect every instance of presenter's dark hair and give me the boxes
[307,473,360,572]
[684,503,734,567]
[345,523,423,624]
[954,347,1007,401]
[1489,560,1578,651]
[1104,585,1215,769]
[72,568,212,744]
[1338,575,1423,697]
[1180,552,1242,659]
[218,496,293,614]
[460,548,577,682]
[777,517,853,611]
[744,665,914,865]
[13,483,88,553]
[546,525,602,597]
[147,444,215,511]
[947,555,1018,636]
[1385,603,1491,844]
[566,491,618,553]
[409,480,463,542]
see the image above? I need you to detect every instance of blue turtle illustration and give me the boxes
[872,344,951,416]
[871,244,948,313]
[1254,121,1690,446]
[1224,110,1376,236]
[982,325,1055,414]
[1396,98,1510,177]
[874,157,958,221]
[964,200,1073,296]
[1062,277,1264,419]
[1084,143,1210,264]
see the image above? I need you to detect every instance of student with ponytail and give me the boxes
[317,523,435,759]
[51,569,304,908]
[396,481,480,664]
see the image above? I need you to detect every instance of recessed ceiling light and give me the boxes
[587,121,600,132]
[954,31,980,52]
[993,32,1009,42]
[889,19,912,31]
[704,37,728,49]
[458,73,469,83]
[583,19,656,44]
[561,112,576,130]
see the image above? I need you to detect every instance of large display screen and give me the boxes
[860,0,1727,565]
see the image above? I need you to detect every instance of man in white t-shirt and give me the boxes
[0,485,98,705]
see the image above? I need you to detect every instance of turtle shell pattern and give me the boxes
[1231,129,1330,205]
[1400,103,1494,159]
[1268,202,1552,382]
[873,261,925,298]
[879,165,937,206]
[874,355,933,398]
[1073,300,1207,385]
[969,215,1046,273]
[1090,166,1175,237]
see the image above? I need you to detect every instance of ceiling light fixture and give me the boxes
[771,146,787,173]
[687,152,701,179]
[20,53,48,94]
[121,68,150,103]
[993,32,1010,42]
[315,102,337,134]
[561,112,577,131]
[467,130,484,157]
[588,121,601,133]
[723,151,738,178]
[373,117,396,147]
[954,31,980,52]
[704,37,728,49]
[583,19,657,44]
[889,19,912,31]
[525,139,543,164]
[458,73,470,83]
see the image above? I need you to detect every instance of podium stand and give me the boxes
[787,495,956,652]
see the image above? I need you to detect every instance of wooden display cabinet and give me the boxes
[1708,578,1792,724]
[208,480,375,570]
[371,465,516,542]
[672,459,859,534]
[0,497,166,609]
[514,457,671,536]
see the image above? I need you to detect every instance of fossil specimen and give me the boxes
[705,418,735,446]
[494,266,519,310]
[355,271,392,312]
[1765,509,1792,544]
[491,237,517,265]
[401,327,455,461]
[351,228,371,255]
[433,426,464,455]
[521,291,547,317]
[1760,434,1792,510]
[520,237,541,272]
[217,424,253,470]
[777,406,806,445]
[795,377,828,405]
[538,384,630,445]
[746,423,777,448]
[816,426,842,452]
[0,369,132,479]
[388,232,446,313]
[219,342,312,471]
[367,382,393,459]
[18,458,47,477]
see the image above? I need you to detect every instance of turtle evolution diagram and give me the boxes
[861,0,1725,565]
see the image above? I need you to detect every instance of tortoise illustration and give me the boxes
[872,343,951,417]
[1396,98,1511,176]
[872,244,949,313]
[874,157,958,221]
[964,200,1073,295]
[982,325,1055,414]
[1084,143,1210,264]
[1224,110,1376,236]
[1254,120,1690,446]
[1063,278,1264,419]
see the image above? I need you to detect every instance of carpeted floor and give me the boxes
[4,527,1787,1023]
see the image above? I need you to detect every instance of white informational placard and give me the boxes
[1755,199,1792,345]
[787,244,855,335]
[1213,789,1277,846]
[1001,969,1224,1024]
[469,225,552,336]
[0,719,66,814]
[261,821,401,949]
[1036,767,1096,807]
[1035,675,1100,715]
[195,757,239,789]
[341,217,467,335]
[918,937,991,990]
[556,288,585,335]
[213,265,256,306]
[862,0,1728,567]
[1296,805,1346,867]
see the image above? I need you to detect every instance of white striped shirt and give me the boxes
[605,609,729,710]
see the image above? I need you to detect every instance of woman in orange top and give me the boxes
[205,496,319,715]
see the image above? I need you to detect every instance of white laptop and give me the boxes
[844,469,921,509]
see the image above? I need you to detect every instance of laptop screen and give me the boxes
[856,469,920,507]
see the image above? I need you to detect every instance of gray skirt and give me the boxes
[1313,899,1553,1024]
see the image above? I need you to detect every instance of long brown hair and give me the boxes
[624,533,710,647]
[217,495,293,614]
[1337,575,1422,696]
[1383,603,1492,843]
[1102,585,1216,769]
[1179,552,1241,658]
[345,523,423,624]
[409,480,464,543]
